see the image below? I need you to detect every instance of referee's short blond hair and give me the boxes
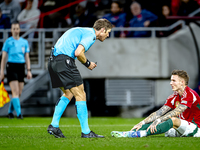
[93,19,113,32]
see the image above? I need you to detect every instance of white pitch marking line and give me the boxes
[0,124,134,128]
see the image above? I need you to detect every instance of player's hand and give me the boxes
[131,122,143,131]
[27,71,32,79]
[147,119,161,134]
[87,62,97,70]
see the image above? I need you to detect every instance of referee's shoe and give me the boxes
[81,131,104,138]
[47,124,66,138]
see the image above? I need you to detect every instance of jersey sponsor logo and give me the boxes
[22,47,25,54]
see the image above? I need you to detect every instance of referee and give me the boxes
[47,19,112,138]
[0,22,32,119]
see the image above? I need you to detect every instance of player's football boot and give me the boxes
[81,131,104,138]
[47,124,66,138]
[8,113,14,119]
[111,131,141,138]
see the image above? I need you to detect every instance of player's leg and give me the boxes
[112,118,174,138]
[111,123,152,137]
[9,81,22,117]
[50,88,73,127]
[143,118,174,137]
[170,118,199,137]
[70,84,104,138]
[132,123,152,131]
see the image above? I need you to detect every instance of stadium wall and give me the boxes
[76,24,199,116]
[76,24,199,89]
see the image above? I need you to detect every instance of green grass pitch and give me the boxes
[0,117,200,150]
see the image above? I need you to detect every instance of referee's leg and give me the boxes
[9,81,22,117]
[70,84,90,134]
[50,88,73,128]
[70,84,104,137]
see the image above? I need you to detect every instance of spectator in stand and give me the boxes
[15,0,26,9]
[157,5,176,37]
[17,0,40,50]
[171,0,199,16]
[39,0,69,28]
[171,0,180,16]
[177,0,199,16]
[72,1,97,27]
[102,1,126,37]
[127,1,158,37]
[0,7,10,29]
[0,0,21,24]
[0,7,10,51]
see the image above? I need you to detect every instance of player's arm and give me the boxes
[144,105,172,124]
[131,105,171,131]
[147,104,187,133]
[25,53,32,79]
[75,44,97,70]
[159,104,187,122]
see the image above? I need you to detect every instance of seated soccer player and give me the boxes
[111,70,200,138]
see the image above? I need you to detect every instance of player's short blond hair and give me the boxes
[171,70,189,85]
[93,19,113,32]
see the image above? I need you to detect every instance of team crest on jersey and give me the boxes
[22,47,25,53]
[175,101,180,108]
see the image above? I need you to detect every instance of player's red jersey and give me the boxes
[165,86,200,128]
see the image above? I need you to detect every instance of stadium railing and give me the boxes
[0,19,186,72]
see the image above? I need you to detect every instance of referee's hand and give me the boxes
[0,73,4,82]
[88,62,97,70]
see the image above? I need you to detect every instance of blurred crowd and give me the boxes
[0,0,199,38]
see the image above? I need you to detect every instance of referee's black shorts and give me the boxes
[48,54,83,90]
[6,62,25,83]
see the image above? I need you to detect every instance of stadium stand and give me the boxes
[0,0,200,117]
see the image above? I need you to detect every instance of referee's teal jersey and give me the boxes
[2,37,30,63]
[53,27,96,59]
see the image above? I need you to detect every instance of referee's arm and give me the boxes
[75,44,97,70]
[0,51,7,80]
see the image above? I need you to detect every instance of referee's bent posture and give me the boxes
[47,19,112,138]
